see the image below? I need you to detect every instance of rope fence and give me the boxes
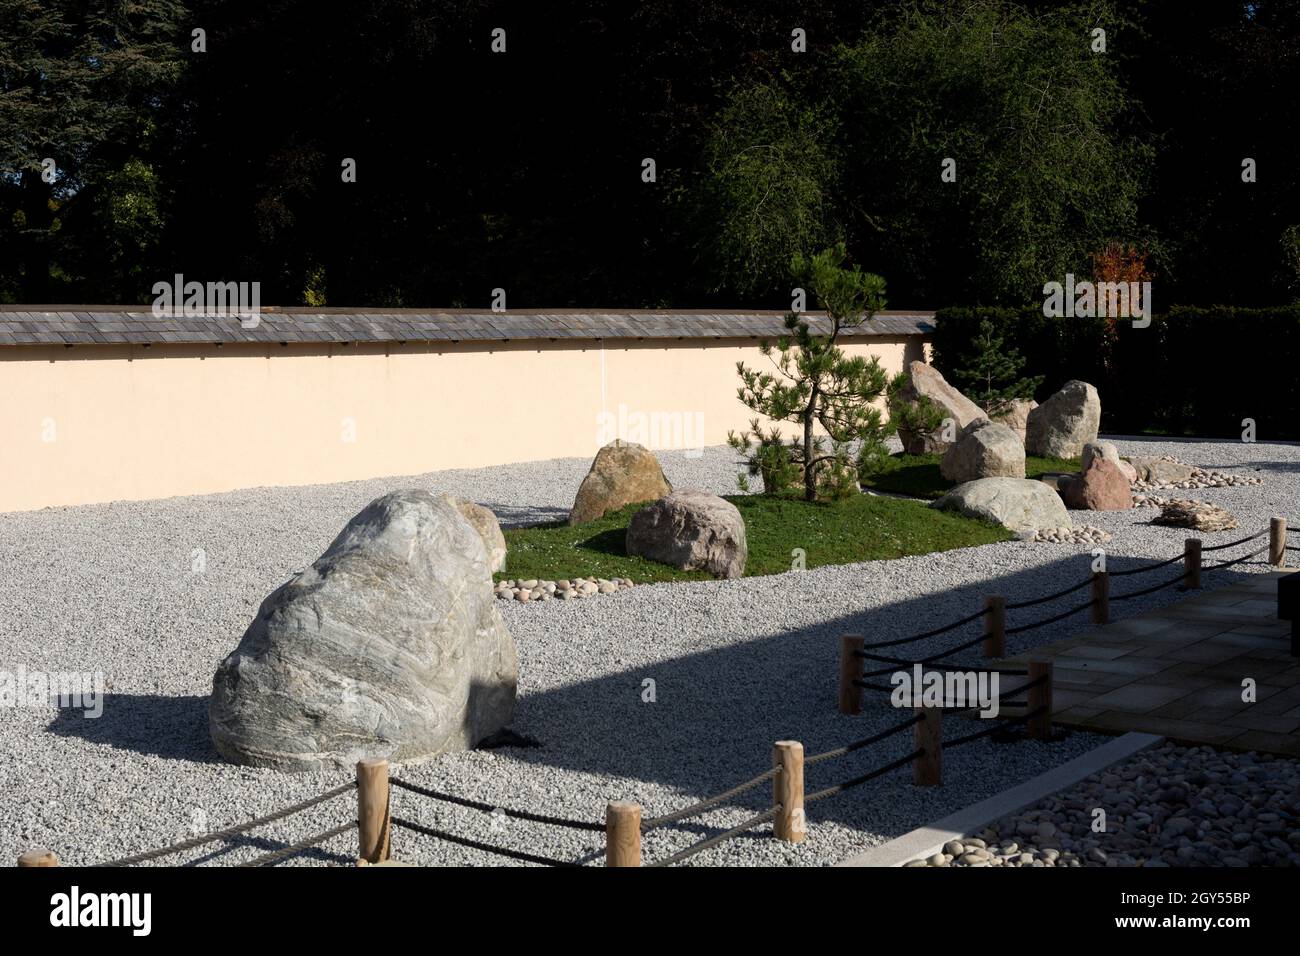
[239,822,358,868]
[838,518,1289,716]
[389,777,604,832]
[93,781,357,868]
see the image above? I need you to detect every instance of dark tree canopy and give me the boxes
[1,0,1296,308]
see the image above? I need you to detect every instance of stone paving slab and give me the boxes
[1003,571,1300,757]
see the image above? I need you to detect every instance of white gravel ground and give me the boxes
[0,436,1292,867]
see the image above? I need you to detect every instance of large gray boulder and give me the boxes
[1025,381,1100,458]
[626,489,747,578]
[895,361,988,454]
[569,440,672,525]
[931,477,1071,533]
[940,419,1026,483]
[210,490,518,772]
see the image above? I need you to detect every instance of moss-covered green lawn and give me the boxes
[860,453,1080,500]
[495,492,1013,585]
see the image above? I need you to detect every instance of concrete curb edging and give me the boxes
[835,731,1165,867]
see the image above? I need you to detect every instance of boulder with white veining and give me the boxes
[210,490,517,772]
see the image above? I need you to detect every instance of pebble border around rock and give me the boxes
[906,742,1300,867]
[1026,525,1113,545]
[495,576,635,602]
[1131,455,1262,507]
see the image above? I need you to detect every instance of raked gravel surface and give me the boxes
[0,437,1293,867]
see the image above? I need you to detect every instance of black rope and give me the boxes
[852,679,897,693]
[938,631,991,656]
[1110,570,1187,601]
[944,707,1046,748]
[1107,552,1185,577]
[859,650,1027,675]
[1200,529,1269,552]
[804,713,923,767]
[639,768,778,832]
[647,807,780,868]
[1204,544,1270,571]
[97,781,356,867]
[390,816,582,867]
[862,661,909,679]
[805,749,923,804]
[390,778,604,832]
[901,674,1046,712]
[855,607,987,651]
[1004,598,1094,635]
[992,673,1048,704]
[239,821,357,868]
[1003,575,1094,610]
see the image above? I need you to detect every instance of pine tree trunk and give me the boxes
[803,388,817,502]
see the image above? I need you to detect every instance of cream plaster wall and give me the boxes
[0,335,927,512]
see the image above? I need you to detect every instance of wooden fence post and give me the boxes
[1270,517,1287,568]
[982,595,1006,659]
[773,741,806,843]
[1184,538,1202,590]
[605,801,642,867]
[357,758,391,864]
[839,635,864,715]
[1028,659,1054,740]
[913,706,942,786]
[17,849,58,867]
[1090,570,1110,625]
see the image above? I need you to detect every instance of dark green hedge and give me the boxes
[931,305,1300,440]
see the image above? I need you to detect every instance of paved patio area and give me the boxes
[1002,571,1300,756]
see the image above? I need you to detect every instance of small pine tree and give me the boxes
[727,244,895,501]
[951,318,1042,417]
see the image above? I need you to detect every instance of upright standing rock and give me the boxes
[569,440,672,525]
[209,490,518,772]
[894,360,988,454]
[1026,381,1101,458]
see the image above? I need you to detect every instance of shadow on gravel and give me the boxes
[481,501,569,529]
[47,693,220,763]
[499,555,1267,839]
[177,834,355,867]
